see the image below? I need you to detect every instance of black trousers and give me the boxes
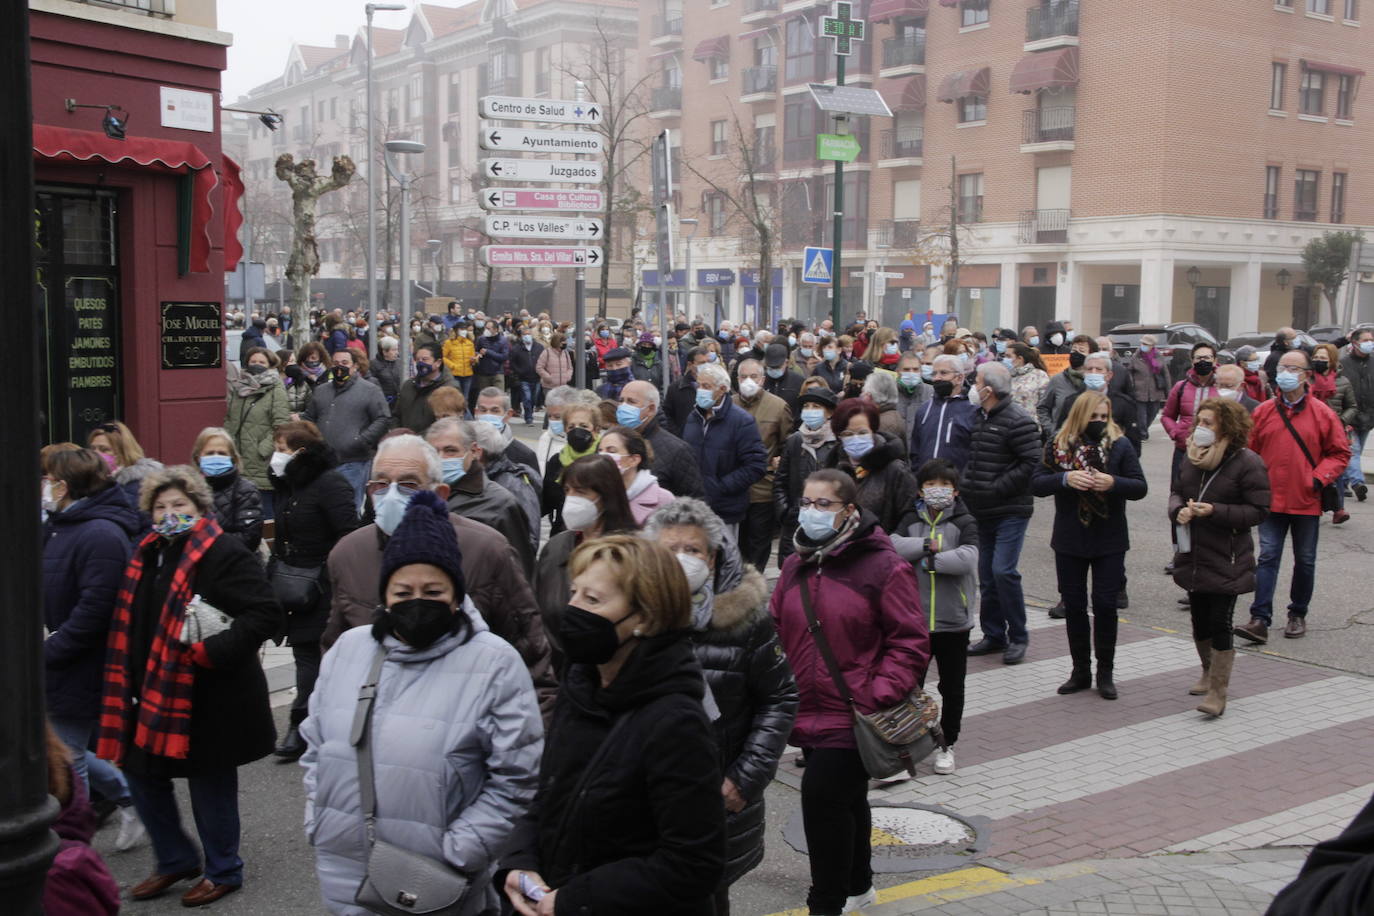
[738,501,777,573]
[800,747,872,915]
[1055,552,1124,669]
[919,630,969,746]
[1189,591,1237,651]
[288,640,320,728]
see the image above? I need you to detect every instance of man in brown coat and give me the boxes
[322,434,556,716]
[734,357,794,573]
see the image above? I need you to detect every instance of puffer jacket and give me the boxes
[770,512,929,749]
[891,498,979,633]
[226,372,292,489]
[1313,371,1359,427]
[302,609,543,916]
[737,389,792,504]
[1161,372,1221,450]
[535,345,574,390]
[627,470,675,526]
[773,430,839,562]
[302,375,391,464]
[643,415,707,499]
[911,393,978,472]
[371,356,401,404]
[959,398,1041,521]
[682,394,769,524]
[1339,350,1374,433]
[443,334,475,379]
[810,357,848,393]
[486,452,543,559]
[42,483,141,719]
[1169,446,1271,595]
[689,556,798,887]
[474,333,510,376]
[207,468,263,552]
[828,432,918,533]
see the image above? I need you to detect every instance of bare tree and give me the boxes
[896,155,978,315]
[274,153,356,345]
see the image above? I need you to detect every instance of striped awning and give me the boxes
[935,66,991,102]
[870,0,930,21]
[1009,47,1079,94]
[692,36,730,61]
[880,74,927,111]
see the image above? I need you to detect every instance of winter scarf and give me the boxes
[1052,438,1109,527]
[97,517,223,764]
[800,423,837,452]
[1186,436,1232,471]
[230,368,279,399]
[556,434,601,481]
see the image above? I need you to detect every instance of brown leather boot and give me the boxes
[1189,640,1212,696]
[1197,649,1234,717]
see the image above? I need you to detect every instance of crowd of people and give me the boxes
[36,300,1374,914]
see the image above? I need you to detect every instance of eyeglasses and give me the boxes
[798,497,846,510]
[365,480,422,497]
[96,422,119,433]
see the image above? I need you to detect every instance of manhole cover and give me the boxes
[783,803,989,874]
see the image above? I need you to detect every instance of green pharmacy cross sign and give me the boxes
[820,1,866,56]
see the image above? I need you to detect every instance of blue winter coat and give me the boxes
[475,333,510,376]
[681,393,768,524]
[42,484,142,719]
[911,394,978,473]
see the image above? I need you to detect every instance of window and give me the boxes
[822,173,870,245]
[1336,74,1354,118]
[1294,169,1320,220]
[1346,0,1359,19]
[1307,0,1331,12]
[448,139,460,168]
[536,47,552,94]
[1332,172,1347,222]
[785,16,815,82]
[447,73,460,113]
[958,172,984,223]
[1275,0,1292,6]
[710,56,729,80]
[705,193,727,235]
[329,98,337,121]
[754,124,776,168]
[1300,69,1326,114]
[450,178,463,205]
[783,98,816,161]
[386,89,399,125]
[958,95,987,123]
[755,38,777,68]
[1270,62,1286,110]
[408,76,423,120]
[961,0,990,27]
[711,120,727,155]
[1265,165,1281,219]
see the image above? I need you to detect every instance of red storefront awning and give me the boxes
[880,74,927,111]
[220,155,245,273]
[870,0,930,21]
[1009,47,1080,94]
[1301,58,1366,77]
[936,0,960,7]
[935,66,991,102]
[692,36,729,61]
[33,124,225,274]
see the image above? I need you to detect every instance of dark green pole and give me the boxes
[830,53,845,330]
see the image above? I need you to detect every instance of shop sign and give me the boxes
[161,302,223,369]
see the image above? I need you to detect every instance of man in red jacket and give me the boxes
[1235,349,1350,644]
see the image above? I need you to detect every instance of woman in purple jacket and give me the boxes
[770,469,930,916]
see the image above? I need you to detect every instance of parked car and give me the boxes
[1307,325,1346,344]
[1108,322,1220,379]
[1225,331,1318,367]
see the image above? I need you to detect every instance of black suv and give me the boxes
[1108,322,1220,379]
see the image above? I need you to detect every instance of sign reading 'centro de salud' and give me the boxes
[161,301,222,369]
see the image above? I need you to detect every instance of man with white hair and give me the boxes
[466,403,543,554]
[1053,352,1143,451]
[682,362,769,533]
[321,434,555,713]
[425,419,535,575]
[617,380,705,498]
[960,361,1042,665]
[474,386,540,474]
[911,354,978,472]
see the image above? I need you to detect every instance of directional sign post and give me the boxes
[479,246,603,269]
[817,0,868,328]
[479,188,606,212]
[481,158,603,184]
[479,126,603,155]
[478,95,602,125]
[483,215,603,240]
[816,133,861,162]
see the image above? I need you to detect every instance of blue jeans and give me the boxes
[335,459,370,511]
[1341,429,1367,489]
[456,374,473,405]
[1250,512,1321,625]
[515,379,538,422]
[49,715,131,807]
[124,767,244,886]
[976,515,1031,646]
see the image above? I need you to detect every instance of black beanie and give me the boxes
[378,490,466,603]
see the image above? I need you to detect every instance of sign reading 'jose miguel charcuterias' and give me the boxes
[161,301,222,369]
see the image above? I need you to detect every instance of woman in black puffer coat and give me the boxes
[191,427,263,553]
[267,420,358,761]
[644,498,798,916]
[826,398,918,533]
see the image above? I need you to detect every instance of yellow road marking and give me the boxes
[869,827,907,847]
[761,865,1045,916]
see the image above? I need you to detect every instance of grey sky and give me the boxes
[220,0,423,100]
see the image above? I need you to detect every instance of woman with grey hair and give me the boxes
[643,498,798,916]
[861,371,908,456]
[537,384,577,467]
[1126,333,1172,440]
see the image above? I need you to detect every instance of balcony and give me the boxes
[874,219,922,249]
[1018,209,1071,245]
[879,127,924,164]
[651,14,684,46]
[1021,106,1076,151]
[742,0,779,21]
[79,0,176,16]
[881,34,926,73]
[751,143,777,175]
[742,65,778,101]
[1026,0,1080,49]
[650,86,683,117]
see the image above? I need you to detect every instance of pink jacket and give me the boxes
[627,471,675,526]
[1161,372,1221,449]
[536,346,574,389]
[770,516,930,749]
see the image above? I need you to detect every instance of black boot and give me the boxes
[1057,609,1092,694]
[274,725,307,761]
[1094,607,1119,700]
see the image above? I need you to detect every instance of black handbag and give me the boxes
[1276,401,1341,512]
[352,648,471,916]
[269,557,323,613]
[798,571,942,779]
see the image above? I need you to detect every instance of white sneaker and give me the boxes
[115,806,146,852]
[844,887,877,912]
[932,747,956,775]
[870,771,909,788]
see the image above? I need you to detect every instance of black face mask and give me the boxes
[559,605,636,665]
[932,379,955,399]
[1084,420,1108,442]
[245,363,269,376]
[567,427,595,452]
[1313,360,1330,374]
[332,367,350,385]
[1068,350,1087,369]
[1193,359,1214,376]
[386,598,455,649]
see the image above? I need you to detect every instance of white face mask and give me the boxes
[269,450,294,477]
[1192,426,1217,447]
[1217,388,1242,401]
[1050,333,1065,346]
[562,494,601,531]
[41,480,59,514]
[739,378,762,399]
[677,553,711,593]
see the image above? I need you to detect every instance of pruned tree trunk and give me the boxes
[946,155,959,316]
[275,153,356,346]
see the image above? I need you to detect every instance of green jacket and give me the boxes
[226,378,292,489]
[392,367,461,435]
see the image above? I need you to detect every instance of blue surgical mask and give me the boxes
[884,343,899,356]
[788,335,798,347]
[1139,344,1152,353]
[198,455,234,477]
[921,365,934,380]
[441,456,466,485]
[477,413,505,431]
[522,334,532,345]
[600,329,610,338]
[767,366,785,379]
[374,482,417,536]
[1276,370,1302,392]
[800,347,814,359]
[1084,372,1107,391]
[1029,335,1041,347]
[842,433,874,459]
[1245,359,1261,371]
[696,387,718,410]
[707,352,719,362]
[899,371,920,389]
[550,419,565,437]
[823,348,838,362]
[801,407,826,430]
[1001,357,1015,370]
[798,506,840,541]
[995,340,1008,354]
[1361,341,1374,355]
[615,402,644,428]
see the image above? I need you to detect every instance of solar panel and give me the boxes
[807,83,894,118]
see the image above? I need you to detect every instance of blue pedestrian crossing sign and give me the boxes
[802,246,834,284]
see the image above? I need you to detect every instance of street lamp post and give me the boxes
[676,218,699,377]
[365,2,406,361]
[384,139,426,373]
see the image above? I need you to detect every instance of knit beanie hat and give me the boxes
[378,490,466,603]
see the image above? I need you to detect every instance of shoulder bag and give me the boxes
[353,648,471,916]
[798,571,942,779]
[1276,402,1341,513]
[269,557,324,612]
